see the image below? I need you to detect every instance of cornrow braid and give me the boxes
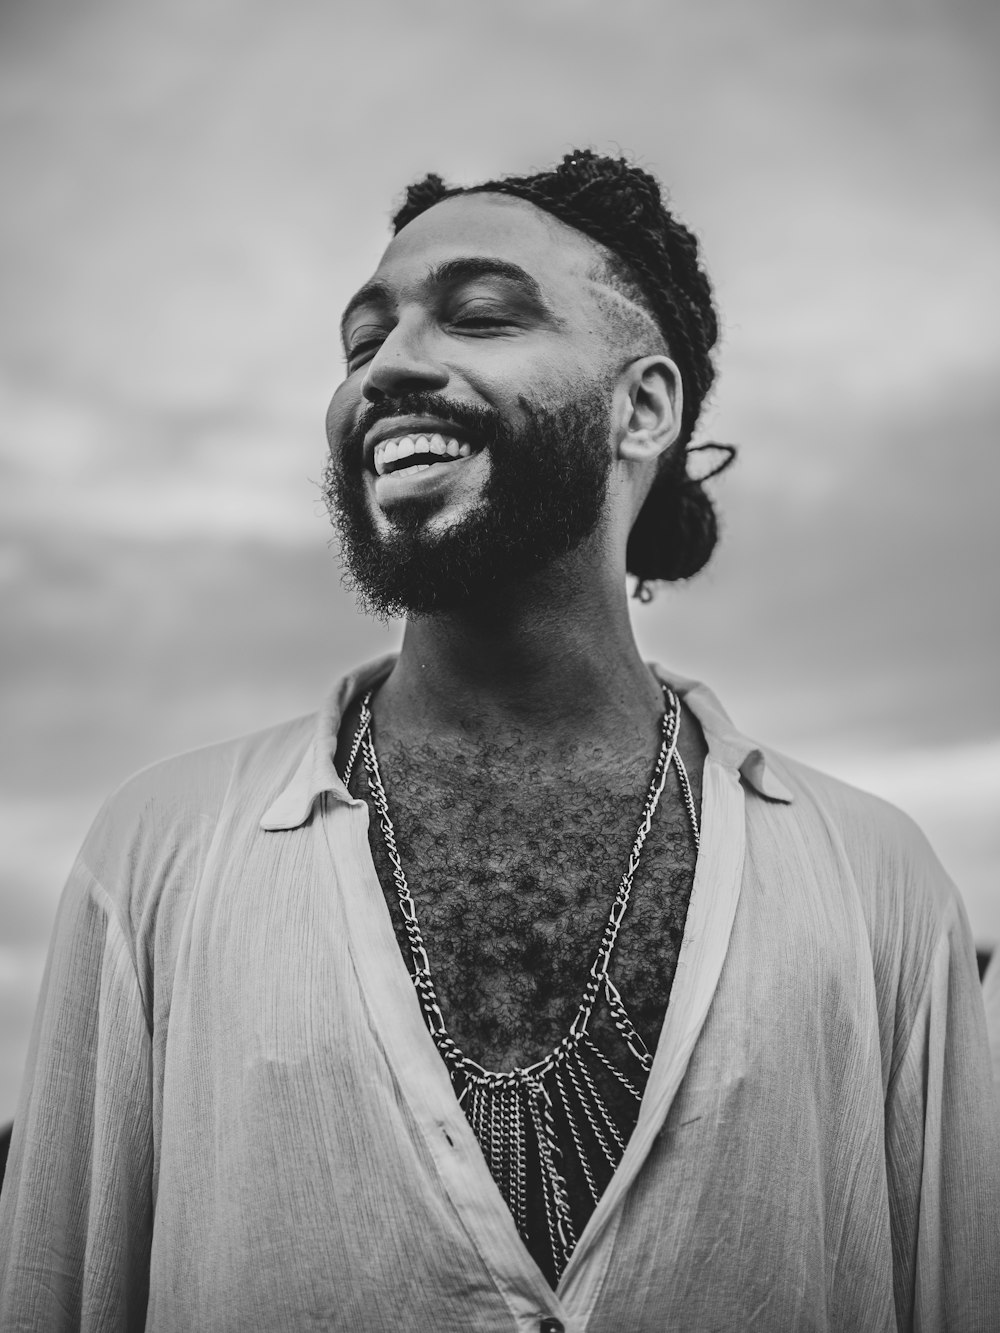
[391,150,735,594]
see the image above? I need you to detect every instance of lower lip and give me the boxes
[372,454,483,507]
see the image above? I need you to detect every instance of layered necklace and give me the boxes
[343,685,699,1279]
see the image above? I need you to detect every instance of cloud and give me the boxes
[0,532,397,794]
[2,0,997,1123]
[0,372,328,543]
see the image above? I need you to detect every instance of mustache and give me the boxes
[342,392,508,468]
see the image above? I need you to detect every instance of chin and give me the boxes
[324,386,614,620]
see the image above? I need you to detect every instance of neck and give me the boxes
[374,554,664,749]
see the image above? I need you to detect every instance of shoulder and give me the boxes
[75,712,317,927]
[752,747,971,1009]
[87,711,315,840]
[660,666,961,940]
[762,747,952,900]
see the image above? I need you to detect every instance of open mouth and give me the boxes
[372,432,474,477]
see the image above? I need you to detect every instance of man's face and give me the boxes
[324,193,623,616]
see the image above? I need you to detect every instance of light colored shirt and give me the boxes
[1,657,997,1332]
[984,948,1000,1107]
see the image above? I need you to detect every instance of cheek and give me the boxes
[325,382,359,449]
[499,345,604,414]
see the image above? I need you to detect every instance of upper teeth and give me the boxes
[373,433,472,476]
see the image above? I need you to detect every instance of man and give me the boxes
[1,150,997,1331]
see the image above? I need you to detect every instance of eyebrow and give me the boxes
[339,256,557,345]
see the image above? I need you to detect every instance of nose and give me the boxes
[362,318,449,403]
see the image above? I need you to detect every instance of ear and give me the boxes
[615,356,683,464]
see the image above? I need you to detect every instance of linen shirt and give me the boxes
[1,657,997,1332]
[985,949,1000,1111]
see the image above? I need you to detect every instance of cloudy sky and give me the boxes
[1,0,997,1122]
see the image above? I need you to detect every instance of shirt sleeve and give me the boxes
[982,947,1000,1109]
[884,893,1000,1332]
[0,855,153,1332]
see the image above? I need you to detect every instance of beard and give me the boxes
[322,383,614,618]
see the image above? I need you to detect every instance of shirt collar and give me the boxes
[646,662,794,804]
[259,653,397,831]
[259,654,792,832]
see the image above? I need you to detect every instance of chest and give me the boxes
[350,736,700,1070]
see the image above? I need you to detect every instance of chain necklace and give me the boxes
[343,685,700,1280]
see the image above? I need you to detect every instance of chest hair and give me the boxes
[350,727,699,1071]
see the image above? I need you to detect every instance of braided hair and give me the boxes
[392,149,735,596]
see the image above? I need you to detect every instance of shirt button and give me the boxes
[539,1320,564,1333]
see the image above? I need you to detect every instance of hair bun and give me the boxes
[626,475,719,590]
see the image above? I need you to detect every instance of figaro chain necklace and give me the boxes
[343,685,700,1280]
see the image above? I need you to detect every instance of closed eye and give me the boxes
[344,336,385,369]
[451,314,519,332]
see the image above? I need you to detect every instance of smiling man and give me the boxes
[1,151,998,1332]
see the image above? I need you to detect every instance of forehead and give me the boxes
[366,192,602,304]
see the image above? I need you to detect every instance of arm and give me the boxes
[884,896,1000,1332]
[982,947,1000,1109]
[0,857,153,1331]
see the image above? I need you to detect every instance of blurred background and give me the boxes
[1,0,998,1125]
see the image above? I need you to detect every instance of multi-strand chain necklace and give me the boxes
[343,685,699,1280]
